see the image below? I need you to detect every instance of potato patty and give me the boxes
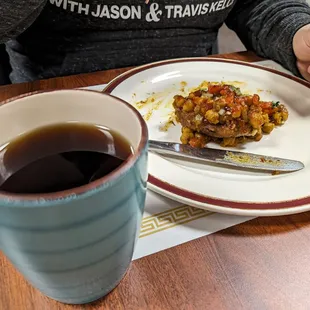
[172,83,288,147]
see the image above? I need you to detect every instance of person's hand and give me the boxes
[293,24,310,81]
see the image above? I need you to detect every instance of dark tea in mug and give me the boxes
[0,123,133,194]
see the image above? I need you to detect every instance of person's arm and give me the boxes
[226,0,310,76]
[0,1,47,43]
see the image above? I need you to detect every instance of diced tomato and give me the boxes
[259,101,274,114]
[224,93,235,104]
[259,101,272,109]
[208,84,223,95]
[231,105,242,118]
[220,89,228,96]
[264,109,274,115]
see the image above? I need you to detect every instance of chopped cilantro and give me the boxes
[229,85,242,95]
[272,101,280,108]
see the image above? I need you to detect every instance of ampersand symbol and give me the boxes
[146,3,162,22]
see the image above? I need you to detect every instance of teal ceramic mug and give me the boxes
[0,90,148,304]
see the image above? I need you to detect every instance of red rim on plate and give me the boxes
[104,57,310,212]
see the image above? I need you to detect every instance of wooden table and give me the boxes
[1,51,310,310]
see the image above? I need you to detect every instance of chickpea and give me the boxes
[280,107,289,122]
[282,111,288,122]
[182,99,194,112]
[254,131,263,141]
[273,112,283,125]
[194,105,201,114]
[193,96,204,105]
[182,127,193,134]
[262,122,275,134]
[181,127,194,144]
[262,113,269,124]
[205,110,219,124]
[241,106,248,121]
[200,107,206,115]
[174,95,185,108]
[216,99,226,108]
[213,103,221,112]
[249,112,264,129]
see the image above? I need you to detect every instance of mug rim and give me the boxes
[0,89,148,203]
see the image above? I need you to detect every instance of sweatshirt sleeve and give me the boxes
[226,0,310,76]
[0,1,47,43]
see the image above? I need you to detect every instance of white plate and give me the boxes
[104,58,310,216]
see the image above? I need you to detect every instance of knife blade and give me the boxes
[148,140,304,172]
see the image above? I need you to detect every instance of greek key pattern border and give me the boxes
[139,205,213,238]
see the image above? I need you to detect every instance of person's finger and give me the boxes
[296,60,310,81]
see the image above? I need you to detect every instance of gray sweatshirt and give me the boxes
[1,0,310,83]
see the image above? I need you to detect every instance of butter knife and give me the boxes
[148,140,304,172]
